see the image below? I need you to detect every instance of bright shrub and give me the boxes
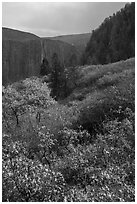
[2,59,135,202]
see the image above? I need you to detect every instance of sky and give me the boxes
[2,2,127,37]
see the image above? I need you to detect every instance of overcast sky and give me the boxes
[2,2,127,37]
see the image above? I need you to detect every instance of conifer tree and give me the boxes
[40,57,50,76]
[82,2,135,65]
[50,53,64,99]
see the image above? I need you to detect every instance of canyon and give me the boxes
[2,27,90,85]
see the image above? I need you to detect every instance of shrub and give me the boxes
[76,71,134,134]
[2,135,66,202]
[54,110,135,201]
[2,62,134,202]
[40,103,79,136]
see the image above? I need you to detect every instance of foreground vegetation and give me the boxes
[2,58,135,201]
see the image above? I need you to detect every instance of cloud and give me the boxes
[2,2,127,37]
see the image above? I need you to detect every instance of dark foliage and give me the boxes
[49,53,79,100]
[50,53,66,99]
[69,53,78,67]
[40,57,50,76]
[82,3,135,65]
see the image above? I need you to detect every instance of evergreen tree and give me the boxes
[69,53,77,67]
[64,65,78,96]
[40,57,50,76]
[82,2,135,65]
[50,53,64,99]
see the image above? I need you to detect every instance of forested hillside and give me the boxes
[41,38,80,67]
[2,38,42,85]
[47,33,91,54]
[82,2,135,65]
[2,28,80,85]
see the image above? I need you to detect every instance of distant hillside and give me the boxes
[2,28,81,85]
[2,39,42,85]
[41,38,80,67]
[2,27,40,41]
[82,2,135,65]
[45,33,91,54]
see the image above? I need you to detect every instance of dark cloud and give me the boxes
[2,2,127,37]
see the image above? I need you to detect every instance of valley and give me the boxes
[2,28,88,85]
[2,2,135,202]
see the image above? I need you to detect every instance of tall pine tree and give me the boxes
[50,53,65,99]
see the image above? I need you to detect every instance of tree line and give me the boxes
[40,53,78,100]
[81,2,135,65]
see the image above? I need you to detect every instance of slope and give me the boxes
[64,58,135,135]
[45,33,91,54]
[82,2,135,65]
[41,38,80,67]
[2,27,40,41]
[2,27,81,85]
[2,58,135,202]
